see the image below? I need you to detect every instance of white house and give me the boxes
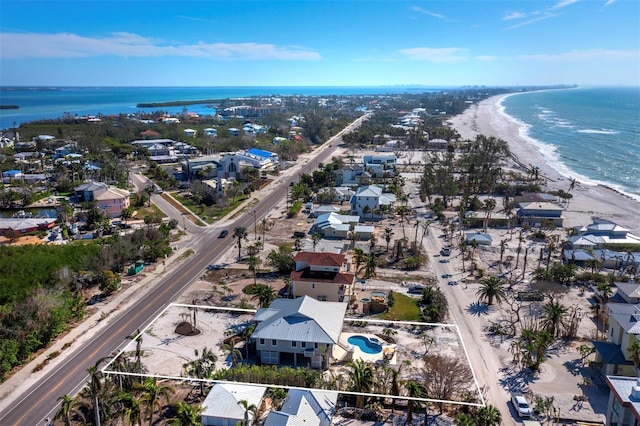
[201,384,267,426]
[204,128,218,137]
[349,185,396,219]
[183,128,197,138]
[263,389,337,426]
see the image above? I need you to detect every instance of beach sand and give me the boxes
[447,94,640,235]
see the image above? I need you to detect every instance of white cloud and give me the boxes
[504,13,557,30]
[0,32,322,60]
[398,47,468,62]
[502,11,526,20]
[518,49,639,61]
[604,0,616,5]
[474,55,498,61]
[411,6,446,20]
[552,0,580,9]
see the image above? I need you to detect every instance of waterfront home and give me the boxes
[516,201,564,227]
[311,212,360,239]
[0,218,56,236]
[251,296,347,368]
[290,252,355,303]
[73,181,130,218]
[201,383,266,426]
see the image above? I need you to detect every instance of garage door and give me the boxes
[261,350,279,365]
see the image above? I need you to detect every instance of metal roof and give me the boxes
[201,383,266,422]
[252,296,346,344]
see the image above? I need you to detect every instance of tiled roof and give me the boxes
[294,252,345,267]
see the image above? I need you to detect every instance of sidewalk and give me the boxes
[0,245,193,414]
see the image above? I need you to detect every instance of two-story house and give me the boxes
[290,252,355,302]
[516,201,564,227]
[349,185,396,220]
[251,296,347,368]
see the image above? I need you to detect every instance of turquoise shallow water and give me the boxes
[500,87,640,200]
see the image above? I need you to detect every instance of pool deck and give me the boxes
[335,332,397,364]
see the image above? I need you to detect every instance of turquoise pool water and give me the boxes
[371,291,386,298]
[347,335,382,354]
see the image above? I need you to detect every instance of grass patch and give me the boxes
[172,192,249,224]
[377,293,421,322]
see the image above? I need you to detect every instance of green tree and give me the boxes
[540,299,568,337]
[242,283,276,308]
[476,276,506,306]
[363,253,378,279]
[183,347,218,396]
[247,255,262,284]
[476,404,502,426]
[118,391,142,426]
[405,379,426,423]
[220,341,243,368]
[135,378,175,426]
[266,244,295,274]
[347,359,375,409]
[628,339,640,368]
[233,226,248,260]
[170,401,203,426]
[55,394,75,426]
[311,232,321,251]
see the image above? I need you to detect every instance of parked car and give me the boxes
[511,391,532,418]
[407,285,425,294]
[218,229,228,238]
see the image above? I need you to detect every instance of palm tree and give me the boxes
[347,359,375,409]
[183,347,217,396]
[220,341,243,368]
[55,394,75,426]
[405,380,426,423]
[482,198,496,233]
[118,391,142,426]
[383,227,394,252]
[311,232,321,251]
[135,378,175,426]
[352,247,366,276]
[237,399,258,426]
[170,401,203,426]
[363,253,378,279]
[540,299,568,337]
[233,226,248,260]
[247,255,262,284]
[476,276,506,306]
[628,339,640,368]
[87,362,104,426]
[476,404,502,426]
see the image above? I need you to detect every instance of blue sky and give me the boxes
[1,0,638,86]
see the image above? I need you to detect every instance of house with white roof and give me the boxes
[183,128,197,138]
[263,389,337,426]
[251,296,347,368]
[290,252,355,303]
[605,376,640,425]
[350,185,396,219]
[593,302,637,376]
[204,128,218,137]
[311,212,360,239]
[201,383,267,426]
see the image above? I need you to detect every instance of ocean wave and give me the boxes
[497,94,640,202]
[577,129,620,135]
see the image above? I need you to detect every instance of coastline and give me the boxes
[447,94,640,235]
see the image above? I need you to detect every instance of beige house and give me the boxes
[290,252,355,303]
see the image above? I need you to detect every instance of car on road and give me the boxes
[218,229,228,238]
[407,285,425,294]
[511,391,532,418]
[439,259,449,263]
[207,264,225,271]
[447,281,458,286]
[441,273,452,279]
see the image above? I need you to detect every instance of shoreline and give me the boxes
[447,94,640,235]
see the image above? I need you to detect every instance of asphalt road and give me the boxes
[0,116,366,426]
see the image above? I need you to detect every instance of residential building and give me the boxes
[251,296,347,368]
[290,252,355,302]
[605,376,640,425]
[594,302,637,376]
[263,389,337,426]
[74,181,130,218]
[311,212,360,239]
[516,201,564,227]
[0,218,56,236]
[201,383,266,426]
[464,232,493,246]
[350,185,396,219]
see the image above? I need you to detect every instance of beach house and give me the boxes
[349,185,396,219]
[516,201,564,227]
[263,389,337,426]
[251,296,347,368]
[201,383,266,426]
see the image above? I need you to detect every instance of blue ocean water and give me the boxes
[499,87,640,201]
[0,86,436,130]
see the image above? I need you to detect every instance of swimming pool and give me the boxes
[347,335,382,354]
[371,291,386,299]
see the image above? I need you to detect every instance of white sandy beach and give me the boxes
[448,94,640,235]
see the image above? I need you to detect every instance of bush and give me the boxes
[287,201,303,218]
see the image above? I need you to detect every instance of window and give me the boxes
[312,283,315,289]
[272,339,277,346]
[301,342,306,348]
[292,341,297,348]
[315,343,319,349]
[259,338,265,345]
